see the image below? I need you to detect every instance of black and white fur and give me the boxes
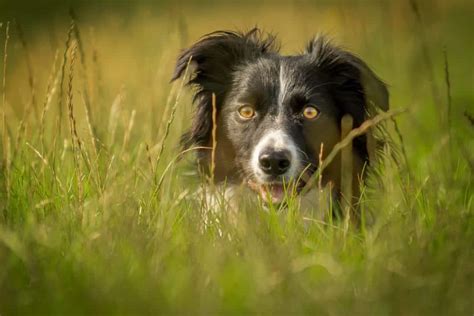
[172,28,388,210]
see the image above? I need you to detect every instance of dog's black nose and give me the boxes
[259,150,291,176]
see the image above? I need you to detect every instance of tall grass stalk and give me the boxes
[40,50,60,154]
[54,20,75,150]
[70,9,98,151]
[443,48,452,135]
[340,114,353,232]
[81,90,101,193]
[121,109,136,156]
[66,43,85,220]
[156,82,177,142]
[443,47,454,173]
[153,56,192,187]
[107,87,125,147]
[210,93,217,183]
[2,21,10,203]
[15,20,38,120]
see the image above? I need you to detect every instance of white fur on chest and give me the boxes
[195,184,333,221]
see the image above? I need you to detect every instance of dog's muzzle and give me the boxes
[249,130,303,204]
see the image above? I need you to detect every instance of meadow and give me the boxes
[0,0,473,314]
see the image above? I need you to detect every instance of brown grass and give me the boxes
[340,114,354,232]
[211,93,218,183]
[66,42,85,221]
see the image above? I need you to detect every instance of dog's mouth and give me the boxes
[247,177,309,205]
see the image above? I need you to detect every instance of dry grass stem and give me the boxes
[54,19,75,149]
[40,50,60,153]
[121,109,136,155]
[211,93,217,183]
[340,114,353,233]
[317,142,324,192]
[70,9,96,149]
[81,91,98,158]
[107,86,125,146]
[145,143,155,177]
[156,82,177,141]
[69,9,87,71]
[317,142,325,213]
[14,101,31,157]
[443,48,452,134]
[67,44,80,154]
[66,43,85,218]
[80,91,102,192]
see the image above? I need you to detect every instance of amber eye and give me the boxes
[238,105,255,119]
[303,106,320,120]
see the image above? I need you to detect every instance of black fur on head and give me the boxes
[172,29,388,157]
[171,28,279,149]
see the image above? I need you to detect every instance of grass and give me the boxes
[0,1,473,314]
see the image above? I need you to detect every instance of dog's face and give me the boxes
[222,56,343,203]
[172,29,388,204]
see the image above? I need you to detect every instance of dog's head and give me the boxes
[172,29,388,204]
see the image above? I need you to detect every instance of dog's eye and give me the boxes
[238,105,255,119]
[303,106,320,120]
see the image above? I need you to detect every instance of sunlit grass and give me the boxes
[0,1,473,314]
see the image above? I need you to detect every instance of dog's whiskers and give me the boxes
[296,148,311,161]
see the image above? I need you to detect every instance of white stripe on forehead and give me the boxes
[278,62,288,113]
[276,62,290,125]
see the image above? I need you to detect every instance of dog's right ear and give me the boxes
[171,28,277,148]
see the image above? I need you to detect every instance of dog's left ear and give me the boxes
[306,36,389,114]
[306,36,389,161]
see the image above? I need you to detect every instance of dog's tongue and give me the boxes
[259,184,285,204]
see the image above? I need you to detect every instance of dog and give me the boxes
[171,28,388,215]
